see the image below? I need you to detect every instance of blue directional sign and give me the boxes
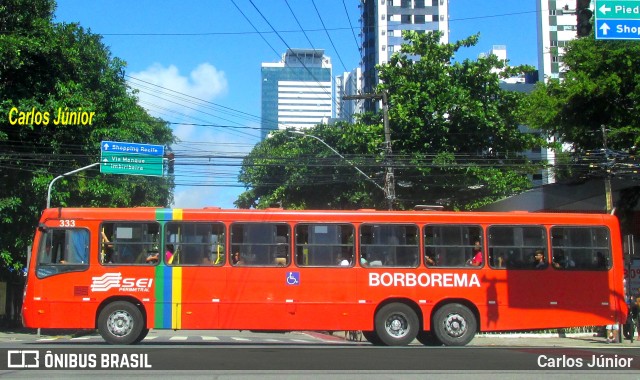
[596,0,640,40]
[100,141,165,177]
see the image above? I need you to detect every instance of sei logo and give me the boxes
[91,273,153,293]
[121,278,154,288]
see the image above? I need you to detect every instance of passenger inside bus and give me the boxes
[425,253,436,267]
[533,250,547,269]
[273,236,288,266]
[232,251,245,266]
[360,252,368,266]
[145,250,159,264]
[595,251,608,268]
[552,251,575,269]
[466,241,483,267]
[165,244,175,264]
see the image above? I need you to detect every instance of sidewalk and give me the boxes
[0,327,95,342]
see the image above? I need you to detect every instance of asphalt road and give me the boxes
[0,329,638,378]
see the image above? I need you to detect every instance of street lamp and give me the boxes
[288,130,391,208]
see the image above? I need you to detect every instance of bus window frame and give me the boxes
[423,224,484,269]
[550,225,611,271]
[359,223,420,268]
[164,221,226,266]
[487,224,547,270]
[36,226,90,279]
[230,222,291,267]
[294,222,355,267]
[99,221,161,266]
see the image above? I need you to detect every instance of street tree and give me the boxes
[525,34,640,234]
[0,0,175,279]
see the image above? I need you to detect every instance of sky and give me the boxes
[53,0,539,209]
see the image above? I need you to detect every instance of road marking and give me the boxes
[231,337,250,341]
[202,336,220,341]
[169,336,188,341]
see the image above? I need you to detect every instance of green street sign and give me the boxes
[100,141,165,177]
[596,0,640,19]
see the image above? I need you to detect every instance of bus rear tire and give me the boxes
[98,301,145,345]
[416,330,442,346]
[374,303,419,346]
[432,303,476,346]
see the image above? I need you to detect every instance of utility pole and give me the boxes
[343,91,395,210]
[602,125,613,213]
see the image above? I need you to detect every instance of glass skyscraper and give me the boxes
[261,49,333,140]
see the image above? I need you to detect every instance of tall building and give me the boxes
[335,67,364,123]
[536,0,593,82]
[261,49,333,139]
[360,0,449,98]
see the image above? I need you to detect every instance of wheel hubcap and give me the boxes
[443,313,467,338]
[107,310,134,337]
[385,313,409,338]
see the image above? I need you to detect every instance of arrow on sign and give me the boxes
[599,4,611,15]
[600,22,611,35]
[103,142,110,150]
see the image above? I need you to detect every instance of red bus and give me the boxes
[22,207,627,346]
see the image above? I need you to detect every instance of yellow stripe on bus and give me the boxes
[172,266,182,329]
[173,208,183,221]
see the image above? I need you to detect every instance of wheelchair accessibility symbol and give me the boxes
[286,271,300,285]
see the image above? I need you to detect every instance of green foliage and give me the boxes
[237,31,541,210]
[0,0,175,275]
[236,123,384,209]
[525,35,640,152]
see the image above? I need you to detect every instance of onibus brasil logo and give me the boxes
[91,273,153,292]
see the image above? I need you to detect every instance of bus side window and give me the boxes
[164,222,226,266]
[551,226,610,271]
[424,225,483,268]
[36,228,89,278]
[488,225,546,270]
[295,224,354,267]
[360,224,419,268]
[101,222,160,265]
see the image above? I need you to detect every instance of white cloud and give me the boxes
[129,63,228,128]
[128,63,251,209]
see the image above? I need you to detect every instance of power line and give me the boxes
[310,0,349,73]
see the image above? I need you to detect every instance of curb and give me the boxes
[475,332,596,339]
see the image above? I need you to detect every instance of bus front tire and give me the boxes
[98,301,145,345]
[374,303,419,346]
[133,328,150,344]
[362,330,382,345]
[432,303,476,346]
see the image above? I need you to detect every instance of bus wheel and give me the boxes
[432,303,476,346]
[98,301,144,345]
[362,330,382,345]
[416,331,442,346]
[374,303,419,346]
[133,328,150,344]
